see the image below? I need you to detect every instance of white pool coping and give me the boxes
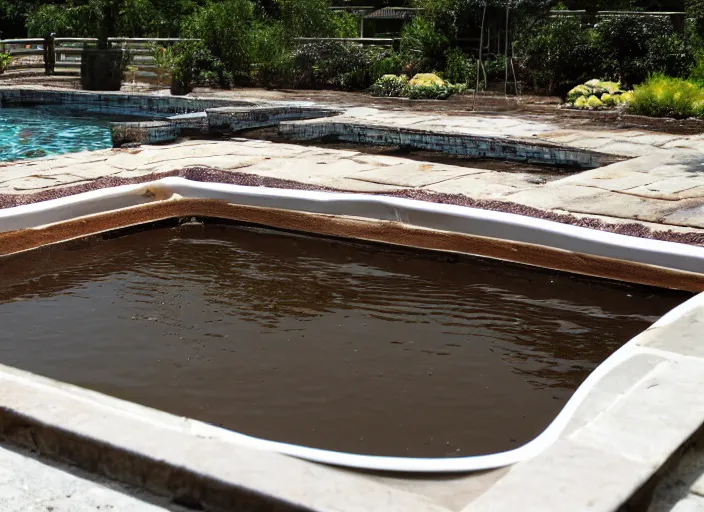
[0,176,703,474]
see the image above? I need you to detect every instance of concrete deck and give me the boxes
[0,443,181,512]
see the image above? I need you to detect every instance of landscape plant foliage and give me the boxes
[369,72,466,100]
[516,13,695,93]
[628,73,704,118]
[16,0,704,109]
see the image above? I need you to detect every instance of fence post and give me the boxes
[44,33,56,75]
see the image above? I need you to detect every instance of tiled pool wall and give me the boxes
[277,120,614,169]
[0,88,616,169]
[0,88,255,116]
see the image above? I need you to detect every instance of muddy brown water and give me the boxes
[0,223,690,458]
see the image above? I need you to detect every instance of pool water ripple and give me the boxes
[0,224,690,458]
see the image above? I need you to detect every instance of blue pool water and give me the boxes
[0,106,142,162]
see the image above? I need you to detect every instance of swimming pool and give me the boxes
[0,106,146,162]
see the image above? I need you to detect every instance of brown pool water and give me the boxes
[0,224,690,458]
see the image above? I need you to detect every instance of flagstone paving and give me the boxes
[2,122,704,237]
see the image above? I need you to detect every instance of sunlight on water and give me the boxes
[0,106,119,162]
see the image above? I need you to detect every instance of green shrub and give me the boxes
[182,0,257,85]
[292,41,389,90]
[574,96,589,108]
[171,40,226,86]
[483,55,507,83]
[276,0,356,38]
[517,14,694,93]
[689,50,704,86]
[27,3,92,37]
[369,72,465,100]
[406,82,465,99]
[567,84,592,102]
[601,93,615,106]
[594,15,693,87]
[628,74,704,118]
[371,53,404,83]
[151,44,175,85]
[369,74,409,97]
[515,16,599,94]
[257,54,297,88]
[400,17,450,75]
[443,47,476,86]
[586,95,603,108]
[566,78,632,109]
[0,52,11,74]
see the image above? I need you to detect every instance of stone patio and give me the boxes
[1,87,704,511]
[2,124,704,235]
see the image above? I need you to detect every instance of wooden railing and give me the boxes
[0,36,198,77]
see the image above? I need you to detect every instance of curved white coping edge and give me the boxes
[2,177,704,275]
[0,176,703,473]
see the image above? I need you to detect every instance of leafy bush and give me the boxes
[151,44,175,85]
[371,53,404,83]
[118,0,181,37]
[574,96,589,108]
[515,16,599,94]
[483,55,507,83]
[0,52,11,74]
[566,79,632,109]
[628,74,704,118]
[516,14,694,93]
[406,82,465,99]
[567,84,591,102]
[257,54,297,89]
[171,40,226,86]
[369,74,409,97]
[370,72,465,100]
[409,73,445,87]
[443,47,475,86]
[292,41,389,90]
[594,15,693,86]
[689,50,704,86]
[27,3,92,37]
[182,0,257,85]
[586,95,603,108]
[276,0,356,38]
[400,17,450,75]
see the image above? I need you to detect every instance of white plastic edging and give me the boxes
[187,293,704,473]
[2,177,704,275]
[0,177,703,473]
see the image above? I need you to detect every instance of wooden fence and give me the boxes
[0,36,197,79]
